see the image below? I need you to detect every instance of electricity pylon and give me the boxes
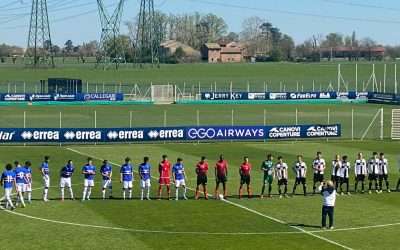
[96,0,126,69]
[26,0,55,68]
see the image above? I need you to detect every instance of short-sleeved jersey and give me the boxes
[354,159,367,175]
[41,161,50,175]
[172,163,185,180]
[313,158,326,174]
[294,161,307,178]
[159,160,171,178]
[61,164,75,178]
[379,158,388,175]
[1,170,15,189]
[120,163,133,182]
[215,160,228,177]
[82,164,96,180]
[340,161,351,178]
[240,163,252,176]
[14,166,26,184]
[139,163,151,181]
[24,167,32,184]
[196,162,209,176]
[368,158,380,175]
[100,164,112,180]
[331,160,342,177]
[275,162,288,180]
[261,160,274,176]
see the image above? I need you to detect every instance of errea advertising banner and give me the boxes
[0,125,341,143]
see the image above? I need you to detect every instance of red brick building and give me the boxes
[201,42,243,63]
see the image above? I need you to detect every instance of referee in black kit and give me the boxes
[318,180,337,230]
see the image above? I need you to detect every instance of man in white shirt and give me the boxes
[368,152,380,194]
[354,153,367,193]
[292,155,307,196]
[319,180,336,230]
[312,152,326,194]
[275,156,289,199]
[331,154,341,190]
[339,155,351,195]
[378,153,390,193]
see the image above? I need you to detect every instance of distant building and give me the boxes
[201,41,243,63]
[320,46,385,60]
[160,40,201,61]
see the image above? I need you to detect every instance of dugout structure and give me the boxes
[47,78,82,94]
[150,85,175,104]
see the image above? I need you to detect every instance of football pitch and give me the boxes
[1,140,399,250]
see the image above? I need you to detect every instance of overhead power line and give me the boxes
[187,0,400,24]
[322,0,400,13]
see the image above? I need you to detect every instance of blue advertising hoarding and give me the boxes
[0,124,341,143]
[0,93,124,102]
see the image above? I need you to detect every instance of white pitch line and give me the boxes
[221,198,354,250]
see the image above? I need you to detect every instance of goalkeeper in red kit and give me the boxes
[239,156,252,199]
[195,156,209,200]
[214,155,228,199]
[158,155,171,200]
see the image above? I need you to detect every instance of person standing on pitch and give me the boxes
[82,157,96,201]
[214,155,228,199]
[40,156,50,202]
[1,164,16,210]
[100,160,113,200]
[331,154,341,190]
[195,156,209,200]
[59,160,75,201]
[319,180,337,230]
[14,161,26,208]
[260,154,274,199]
[292,155,307,196]
[339,155,351,195]
[23,161,33,204]
[139,157,152,200]
[368,152,380,194]
[172,158,188,200]
[275,156,289,199]
[354,153,367,193]
[239,156,252,199]
[378,153,390,193]
[158,155,171,200]
[120,157,133,200]
[312,152,326,194]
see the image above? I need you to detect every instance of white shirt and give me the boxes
[313,158,326,174]
[293,161,307,178]
[368,158,380,175]
[331,160,342,177]
[275,162,288,180]
[340,161,351,178]
[379,158,388,175]
[319,185,337,207]
[354,159,367,175]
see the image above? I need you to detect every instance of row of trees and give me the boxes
[1,12,399,62]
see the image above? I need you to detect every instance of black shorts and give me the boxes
[197,175,207,186]
[295,177,306,185]
[340,177,349,184]
[331,176,340,183]
[368,174,377,181]
[216,175,227,184]
[240,175,251,185]
[278,179,288,186]
[314,173,324,183]
[379,174,388,181]
[356,175,366,182]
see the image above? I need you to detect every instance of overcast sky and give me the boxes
[1,0,400,47]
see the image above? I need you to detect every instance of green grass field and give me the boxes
[0,141,399,250]
[0,62,398,93]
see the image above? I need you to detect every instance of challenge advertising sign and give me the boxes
[0,125,341,143]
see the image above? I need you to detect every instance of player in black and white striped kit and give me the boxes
[339,155,351,195]
[368,152,380,194]
[331,154,341,190]
[275,156,289,199]
[292,155,307,196]
[378,153,390,193]
[312,152,326,194]
[354,153,367,193]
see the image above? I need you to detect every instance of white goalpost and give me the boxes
[391,109,400,140]
[150,85,175,104]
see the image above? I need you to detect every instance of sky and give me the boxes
[1,0,400,47]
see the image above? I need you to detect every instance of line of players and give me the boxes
[0,151,398,210]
